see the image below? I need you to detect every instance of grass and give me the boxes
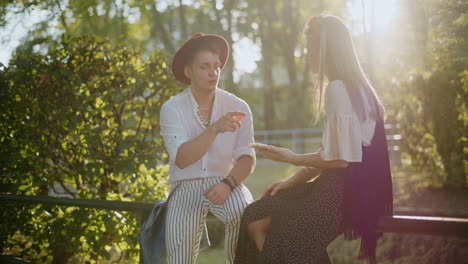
[197,243,226,264]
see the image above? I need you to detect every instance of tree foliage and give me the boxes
[384,0,467,188]
[0,36,180,262]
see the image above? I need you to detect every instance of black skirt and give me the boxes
[234,168,346,264]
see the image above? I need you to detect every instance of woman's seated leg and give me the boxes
[247,215,272,251]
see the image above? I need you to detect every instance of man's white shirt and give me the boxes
[160,88,256,183]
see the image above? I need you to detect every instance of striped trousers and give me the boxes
[166,177,253,264]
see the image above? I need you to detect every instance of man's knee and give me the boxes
[224,200,250,225]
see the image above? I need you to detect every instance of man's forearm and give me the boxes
[226,155,253,186]
[175,126,218,169]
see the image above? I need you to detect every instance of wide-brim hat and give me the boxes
[171,33,229,85]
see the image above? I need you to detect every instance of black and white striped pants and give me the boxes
[166,177,253,264]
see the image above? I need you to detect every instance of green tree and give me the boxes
[383,0,467,188]
[421,0,467,188]
[0,36,179,262]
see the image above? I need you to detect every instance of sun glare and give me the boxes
[347,0,401,34]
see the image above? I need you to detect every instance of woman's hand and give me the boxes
[261,180,295,198]
[252,144,298,164]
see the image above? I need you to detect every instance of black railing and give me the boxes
[0,254,33,264]
[0,193,153,264]
[1,193,468,263]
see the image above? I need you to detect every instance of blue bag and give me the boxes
[140,186,210,263]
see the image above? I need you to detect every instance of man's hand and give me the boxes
[203,182,233,205]
[210,112,246,134]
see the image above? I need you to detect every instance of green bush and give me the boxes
[0,36,181,263]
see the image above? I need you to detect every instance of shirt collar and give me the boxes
[188,88,219,112]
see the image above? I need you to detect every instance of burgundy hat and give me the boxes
[171,33,229,85]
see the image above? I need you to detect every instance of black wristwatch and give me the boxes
[220,178,235,191]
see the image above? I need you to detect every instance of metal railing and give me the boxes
[1,193,467,263]
[0,193,152,264]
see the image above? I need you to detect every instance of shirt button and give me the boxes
[203,168,206,171]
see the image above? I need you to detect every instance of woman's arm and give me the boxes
[254,145,348,169]
[287,167,322,184]
[261,167,321,198]
[291,152,349,169]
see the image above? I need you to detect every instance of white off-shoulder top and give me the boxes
[319,80,376,162]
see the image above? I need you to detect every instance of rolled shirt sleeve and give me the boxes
[159,103,189,163]
[232,100,256,172]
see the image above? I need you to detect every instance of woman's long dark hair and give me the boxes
[304,14,386,122]
[305,15,393,264]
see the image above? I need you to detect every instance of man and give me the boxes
[160,33,256,264]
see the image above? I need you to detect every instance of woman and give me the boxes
[234,14,393,264]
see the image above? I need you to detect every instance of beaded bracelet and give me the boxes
[221,178,235,191]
